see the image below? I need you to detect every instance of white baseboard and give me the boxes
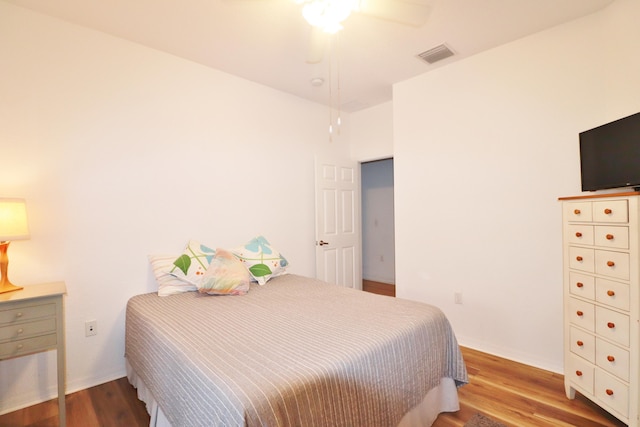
[458,336,563,374]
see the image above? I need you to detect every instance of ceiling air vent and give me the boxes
[417,44,454,64]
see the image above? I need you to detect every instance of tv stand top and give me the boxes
[559,191,640,201]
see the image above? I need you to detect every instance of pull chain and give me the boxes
[327,33,341,142]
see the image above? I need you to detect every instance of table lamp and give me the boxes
[0,198,30,293]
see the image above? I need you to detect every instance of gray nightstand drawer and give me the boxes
[0,333,57,359]
[0,302,56,325]
[0,318,57,342]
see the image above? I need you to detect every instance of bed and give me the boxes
[125,274,468,427]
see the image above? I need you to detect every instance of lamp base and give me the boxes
[0,281,23,294]
[0,241,23,293]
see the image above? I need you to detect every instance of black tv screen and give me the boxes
[579,112,640,191]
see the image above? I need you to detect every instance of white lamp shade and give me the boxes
[0,198,30,241]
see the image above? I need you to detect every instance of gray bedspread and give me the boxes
[125,274,467,427]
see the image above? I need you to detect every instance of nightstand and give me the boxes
[0,282,67,426]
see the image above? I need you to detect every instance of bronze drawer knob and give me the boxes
[607,355,615,362]
[577,311,584,317]
[607,322,615,329]
[577,340,584,346]
[576,256,583,262]
[606,234,614,240]
[607,290,615,297]
[607,261,615,267]
[606,389,614,396]
[576,282,584,288]
[576,370,583,376]
[576,232,583,237]
[574,209,581,215]
[604,208,613,214]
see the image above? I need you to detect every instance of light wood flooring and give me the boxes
[0,346,627,427]
[433,347,626,427]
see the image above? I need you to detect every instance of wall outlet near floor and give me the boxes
[85,320,97,337]
[454,292,463,304]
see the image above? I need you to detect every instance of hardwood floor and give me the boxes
[0,347,627,426]
[363,279,396,297]
[433,347,626,427]
[0,377,149,427]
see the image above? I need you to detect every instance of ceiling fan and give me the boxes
[297,0,432,63]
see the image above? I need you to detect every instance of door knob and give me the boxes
[318,240,329,246]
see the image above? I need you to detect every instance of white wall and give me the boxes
[350,101,394,161]
[393,0,640,372]
[0,2,350,413]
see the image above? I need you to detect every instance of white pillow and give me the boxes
[149,254,197,296]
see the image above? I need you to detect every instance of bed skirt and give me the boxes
[126,359,460,427]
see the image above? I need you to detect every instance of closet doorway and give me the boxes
[361,158,395,297]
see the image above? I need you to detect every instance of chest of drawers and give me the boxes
[0,282,66,426]
[561,193,640,425]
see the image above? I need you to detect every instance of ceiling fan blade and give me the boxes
[358,0,431,27]
[306,26,329,64]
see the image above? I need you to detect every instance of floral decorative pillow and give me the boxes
[169,240,215,285]
[197,249,251,295]
[149,254,197,296]
[231,236,288,285]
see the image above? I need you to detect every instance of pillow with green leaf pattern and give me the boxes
[169,240,216,285]
[231,236,288,285]
[148,254,197,296]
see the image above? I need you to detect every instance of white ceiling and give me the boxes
[4,0,614,112]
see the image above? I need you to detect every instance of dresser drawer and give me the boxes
[0,318,56,343]
[595,370,629,418]
[568,298,595,331]
[596,278,630,311]
[567,353,594,394]
[0,333,57,359]
[595,250,629,280]
[594,226,629,249]
[569,272,595,300]
[565,202,593,222]
[0,302,56,326]
[568,225,594,245]
[593,200,628,223]
[570,326,595,363]
[569,247,594,273]
[596,339,629,381]
[595,306,630,347]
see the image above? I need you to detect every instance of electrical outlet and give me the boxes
[454,292,463,304]
[85,320,97,337]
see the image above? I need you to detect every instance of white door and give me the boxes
[315,157,361,289]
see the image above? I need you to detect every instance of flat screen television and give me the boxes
[579,112,640,191]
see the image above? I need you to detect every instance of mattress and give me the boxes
[125,274,467,426]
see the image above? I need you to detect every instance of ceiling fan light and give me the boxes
[301,0,356,33]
